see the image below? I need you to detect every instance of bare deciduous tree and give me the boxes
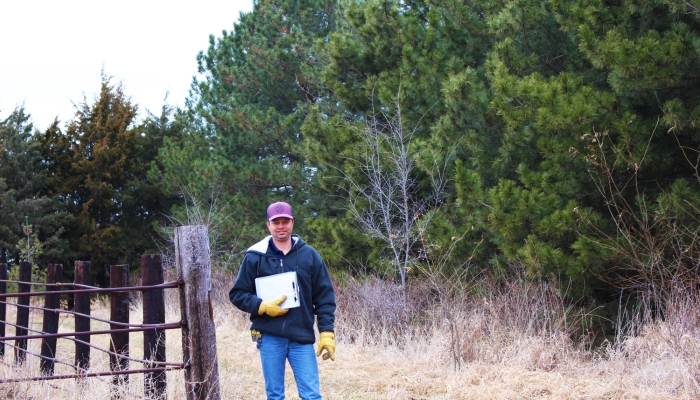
[343,89,448,290]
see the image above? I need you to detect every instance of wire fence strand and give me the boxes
[0,299,177,328]
[1,317,182,367]
[0,280,182,298]
[0,277,184,387]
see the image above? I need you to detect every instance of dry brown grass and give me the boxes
[1,271,698,399]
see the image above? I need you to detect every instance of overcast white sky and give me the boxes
[0,0,252,130]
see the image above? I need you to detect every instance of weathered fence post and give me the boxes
[175,225,221,400]
[14,261,31,364]
[110,264,130,389]
[142,254,166,399]
[40,263,63,375]
[74,261,91,371]
[0,263,6,357]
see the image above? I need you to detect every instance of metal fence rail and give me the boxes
[0,256,177,399]
[0,226,221,400]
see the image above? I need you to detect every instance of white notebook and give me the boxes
[254,271,300,309]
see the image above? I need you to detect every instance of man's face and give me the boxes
[266,217,294,242]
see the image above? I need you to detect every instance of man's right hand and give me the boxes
[258,295,289,317]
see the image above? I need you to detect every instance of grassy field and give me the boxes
[1,271,698,399]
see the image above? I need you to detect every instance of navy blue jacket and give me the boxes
[229,234,336,344]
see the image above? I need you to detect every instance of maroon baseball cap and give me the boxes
[267,202,294,220]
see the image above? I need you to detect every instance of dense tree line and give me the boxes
[1,76,179,285]
[1,0,699,306]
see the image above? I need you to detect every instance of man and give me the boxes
[229,201,337,400]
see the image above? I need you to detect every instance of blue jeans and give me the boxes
[257,333,321,400]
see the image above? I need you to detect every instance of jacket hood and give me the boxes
[246,234,304,256]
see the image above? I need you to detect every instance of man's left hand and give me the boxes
[316,331,335,361]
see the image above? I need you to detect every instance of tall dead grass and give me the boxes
[333,268,699,398]
[601,284,700,397]
[336,272,583,371]
[1,267,699,399]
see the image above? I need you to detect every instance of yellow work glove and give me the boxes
[316,331,335,361]
[258,295,288,317]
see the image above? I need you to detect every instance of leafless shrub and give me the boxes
[335,265,588,372]
[579,124,700,394]
[461,272,584,369]
[334,276,417,347]
[154,183,245,272]
[581,124,700,304]
[341,86,448,290]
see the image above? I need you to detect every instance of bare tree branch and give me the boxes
[341,85,449,292]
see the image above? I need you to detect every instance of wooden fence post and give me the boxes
[175,225,221,400]
[0,263,6,357]
[40,263,63,375]
[14,261,31,364]
[142,254,166,399]
[74,261,91,371]
[110,264,130,388]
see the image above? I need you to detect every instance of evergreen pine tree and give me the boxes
[42,76,176,284]
[170,0,340,252]
[310,0,700,298]
[0,108,65,265]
